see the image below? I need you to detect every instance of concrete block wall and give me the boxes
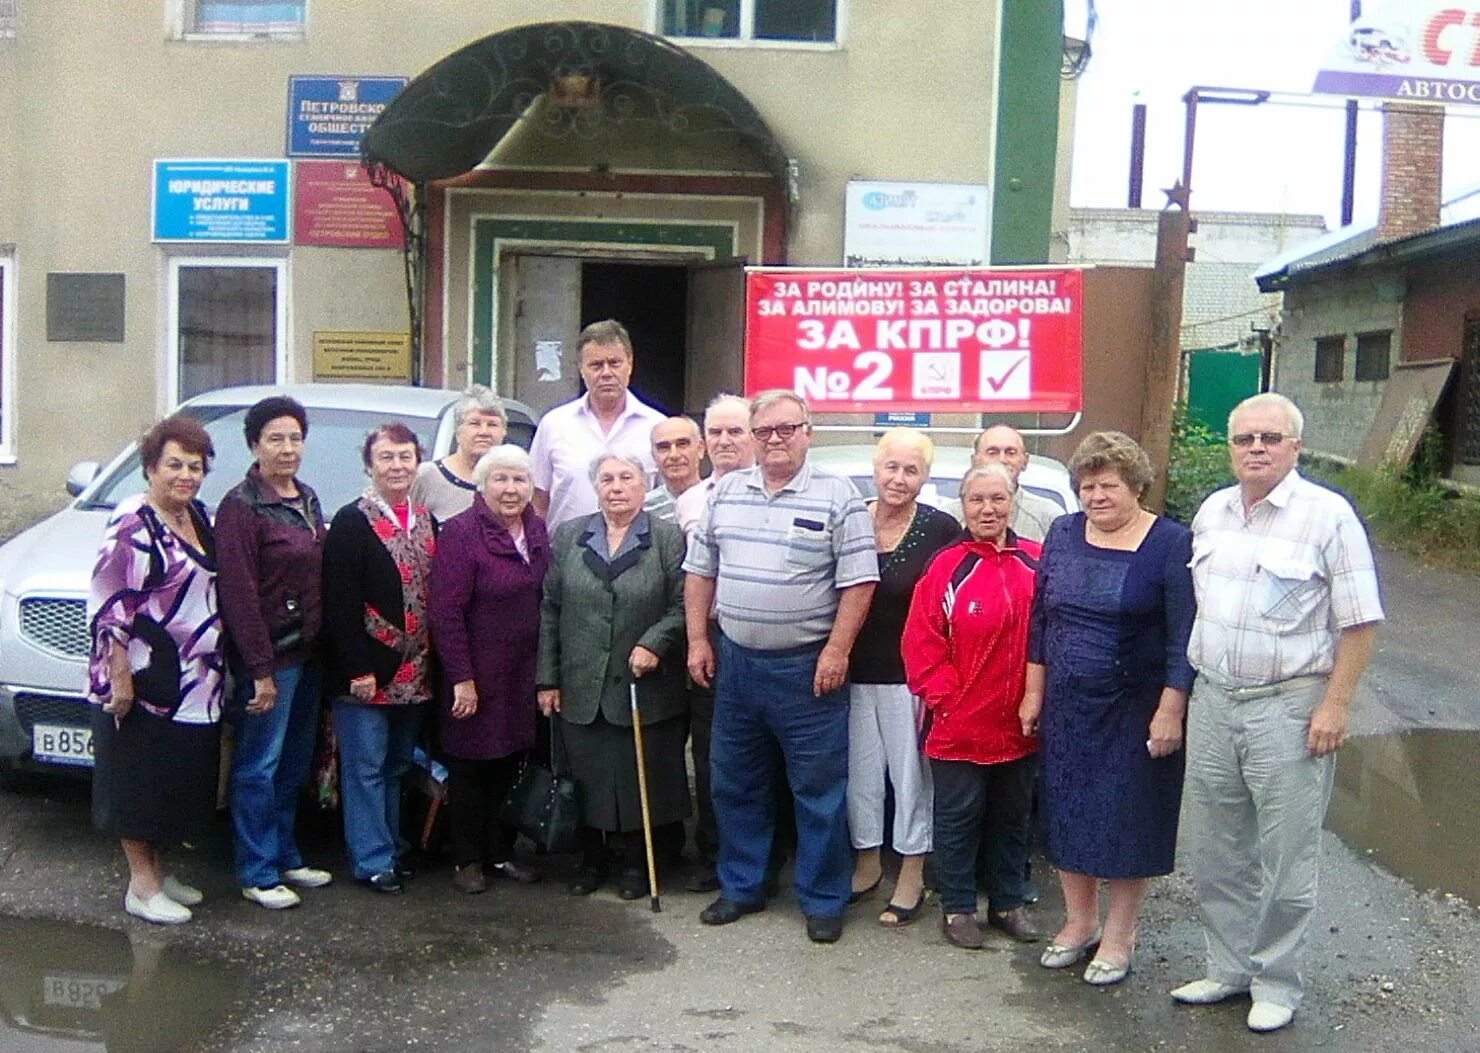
[1273,274,1401,461]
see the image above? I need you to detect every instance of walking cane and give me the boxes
[629,680,662,913]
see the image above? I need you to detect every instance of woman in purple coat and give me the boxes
[428,444,551,893]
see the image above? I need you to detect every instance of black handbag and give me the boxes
[501,721,581,854]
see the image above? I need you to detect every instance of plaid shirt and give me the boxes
[1187,470,1383,688]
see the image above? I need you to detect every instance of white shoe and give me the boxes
[242,884,301,910]
[1247,1002,1295,1033]
[1171,978,1249,1004]
[125,889,192,925]
[161,875,204,906]
[281,866,333,889]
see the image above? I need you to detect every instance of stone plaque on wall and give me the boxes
[47,273,126,342]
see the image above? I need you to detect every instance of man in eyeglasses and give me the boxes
[1174,393,1383,1034]
[683,389,879,944]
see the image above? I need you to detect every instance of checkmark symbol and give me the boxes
[982,355,1028,393]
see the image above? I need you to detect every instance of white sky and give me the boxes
[1068,0,1480,228]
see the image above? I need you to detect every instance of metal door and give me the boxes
[504,255,582,415]
[685,260,747,411]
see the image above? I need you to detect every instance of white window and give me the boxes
[657,0,841,45]
[166,0,305,40]
[165,258,288,406]
[0,0,17,39]
[0,253,14,461]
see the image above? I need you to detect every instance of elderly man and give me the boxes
[684,390,878,943]
[1173,393,1382,1034]
[644,416,705,524]
[674,395,752,536]
[972,424,1064,542]
[530,319,665,527]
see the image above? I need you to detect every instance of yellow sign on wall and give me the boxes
[313,330,412,382]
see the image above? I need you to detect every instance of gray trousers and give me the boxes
[1185,677,1335,1010]
[846,683,933,855]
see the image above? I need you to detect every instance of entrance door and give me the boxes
[505,255,583,417]
[685,260,747,410]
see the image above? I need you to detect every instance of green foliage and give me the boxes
[1164,407,1232,524]
[1326,459,1480,574]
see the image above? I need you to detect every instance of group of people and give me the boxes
[87,316,1382,1037]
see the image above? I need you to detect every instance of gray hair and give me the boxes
[958,461,1018,500]
[588,451,648,487]
[472,444,532,489]
[452,384,507,429]
[749,389,811,424]
[1229,392,1304,439]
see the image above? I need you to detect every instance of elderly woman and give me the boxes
[537,452,688,900]
[321,423,436,894]
[903,463,1042,950]
[847,428,961,925]
[411,385,507,522]
[216,395,333,911]
[1021,431,1195,985]
[428,444,550,894]
[88,416,223,925]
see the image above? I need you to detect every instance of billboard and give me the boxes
[1314,1,1480,103]
[843,181,990,267]
[744,267,1083,414]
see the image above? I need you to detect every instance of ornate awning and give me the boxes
[361,20,789,185]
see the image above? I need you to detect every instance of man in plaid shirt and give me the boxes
[1173,393,1383,1034]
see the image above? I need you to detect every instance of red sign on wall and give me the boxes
[293,160,403,248]
[744,267,1084,413]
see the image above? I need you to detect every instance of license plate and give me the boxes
[43,972,126,1009]
[32,723,94,766]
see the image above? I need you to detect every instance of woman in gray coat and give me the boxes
[537,452,689,900]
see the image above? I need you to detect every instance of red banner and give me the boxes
[744,267,1084,413]
[293,160,403,248]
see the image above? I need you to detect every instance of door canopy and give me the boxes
[361,20,789,185]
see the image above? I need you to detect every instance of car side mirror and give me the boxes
[66,461,101,497]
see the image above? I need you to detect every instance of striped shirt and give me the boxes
[1188,470,1384,688]
[684,461,880,650]
[643,481,699,525]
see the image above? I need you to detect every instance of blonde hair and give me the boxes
[872,427,935,470]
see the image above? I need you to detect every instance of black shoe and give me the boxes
[363,870,404,895]
[488,860,541,885]
[685,866,720,894]
[616,868,648,901]
[700,897,765,926]
[568,866,606,896]
[806,915,844,943]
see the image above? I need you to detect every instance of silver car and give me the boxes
[0,384,536,775]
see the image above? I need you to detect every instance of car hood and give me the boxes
[0,506,109,598]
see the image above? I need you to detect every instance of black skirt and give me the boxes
[91,706,220,845]
[559,712,690,833]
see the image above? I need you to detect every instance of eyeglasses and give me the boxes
[1229,432,1288,448]
[752,422,806,442]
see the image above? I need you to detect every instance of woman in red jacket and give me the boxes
[903,462,1042,951]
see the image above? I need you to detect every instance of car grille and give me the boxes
[13,693,91,734]
[18,597,90,657]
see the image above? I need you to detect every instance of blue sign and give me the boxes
[152,160,291,243]
[286,75,407,157]
[873,411,932,428]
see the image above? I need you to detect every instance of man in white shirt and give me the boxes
[674,395,754,535]
[529,319,666,527]
[644,416,705,524]
[1173,393,1383,1034]
[973,424,1064,543]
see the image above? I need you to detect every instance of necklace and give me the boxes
[873,502,917,552]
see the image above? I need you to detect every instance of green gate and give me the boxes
[1187,349,1262,432]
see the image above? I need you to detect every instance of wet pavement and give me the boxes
[0,542,1475,1052]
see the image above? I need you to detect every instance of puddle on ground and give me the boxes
[1327,729,1480,904]
[0,915,244,1052]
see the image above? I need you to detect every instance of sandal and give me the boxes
[879,893,926,927]
[848,873,882,905]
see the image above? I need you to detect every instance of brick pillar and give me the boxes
[1377,102,1444,242]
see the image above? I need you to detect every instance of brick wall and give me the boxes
[1378,103,1444,243]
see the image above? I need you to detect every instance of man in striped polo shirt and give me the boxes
[684,390,879,944]
[643,416,704,524]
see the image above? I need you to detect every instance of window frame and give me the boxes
[1314,334,1346,384]
[1354,329,1392,382]
[0,251,15,463]
[163,255,290,412]
[165,0,307,43]
[0,0,17,39]
[650,0,846,50]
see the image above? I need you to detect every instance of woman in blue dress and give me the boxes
[1019,431,1196,986]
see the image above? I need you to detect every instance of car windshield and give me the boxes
[79,406,443,514]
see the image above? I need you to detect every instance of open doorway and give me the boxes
[581,261,688,414]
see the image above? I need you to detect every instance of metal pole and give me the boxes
[1343,2,1362,225]
[1182,90,1199,192]
[1129,103,1147,209]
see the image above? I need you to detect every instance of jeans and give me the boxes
[230,661,322,889]
[333,700,425,880]
[930,754,1035,916]
[711,635,850,920]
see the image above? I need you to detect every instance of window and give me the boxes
[1355,330,1392,382]
[0,1,17,38]
[660,0,839,44]
[167,0,304,39]
[1314,335,1345,383]
[0,253,13,461]
[166,259,287,403]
